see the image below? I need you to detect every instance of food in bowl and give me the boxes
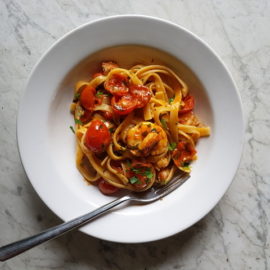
[70,60,210,194]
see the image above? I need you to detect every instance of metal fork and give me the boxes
[0,173,189,261]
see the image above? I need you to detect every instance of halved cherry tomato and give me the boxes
[127,161,153,190]
[179,95,195,114]
[98,179,119,195]
[84,119,111,153]
[130,85,152,108]
[111,94,138,115]
[172,141,196,167]
[80,85,96,110]
[104,74,129,96]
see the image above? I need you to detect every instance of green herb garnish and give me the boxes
[69,126,75,134]
[73,92,80,101]
[182,162,190,168]
[130,176,139,184]
[142,168,153,179]
[160,118,167,129]
[169,97,174,104]
[96,90,109,97]
[109,127,115,133]
[151,128,157,133]
[75,118,83,125]
[126,160,131,168]
[168,142,177,151]
[131,167,141,174]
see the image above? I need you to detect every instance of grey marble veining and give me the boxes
[0,0,269,269]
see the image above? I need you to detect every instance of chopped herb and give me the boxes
[96,90,109,97]
[75,118,83,125]
[142,168,153,179]
[182,162,190,168]
[168,142,177,151]
[132,167,153,179]
[151,128,157,133]
[130,176,139,184]
[109,127,115,133]
[131,167,141,174]
[169,97,174,104]
[69,126,75,134]
[126,160,131,168]
[73,92,80,101]
[160,118,167,129]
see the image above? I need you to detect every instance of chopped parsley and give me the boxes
[98,124,104,130]
[96,90,109,97]
[151,128,157,133]
[131,167,153,179]
[182,162,190,168]
[169,97,174,104]
[131,167,141,174]
[73,92,80,101]
[69,126,75,134]
[142,169,153,179]
[126,160,131,168]
[160,118,167,129]
[75,118,83,125]
[109,127,115,133]
[130,176,139,184]
[168,142,177,151]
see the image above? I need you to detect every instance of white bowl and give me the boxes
[17,15,244,243]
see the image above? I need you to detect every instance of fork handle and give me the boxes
[0,195,130,261]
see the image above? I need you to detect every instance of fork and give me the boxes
[0,173,189,261]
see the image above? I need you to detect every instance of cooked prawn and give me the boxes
[126,122,168,157]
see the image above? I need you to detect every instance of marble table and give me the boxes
[0,0,269,269]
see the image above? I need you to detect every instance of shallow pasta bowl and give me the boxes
[17,15,244,243]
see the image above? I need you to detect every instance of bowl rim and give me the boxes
[17,14,245,243]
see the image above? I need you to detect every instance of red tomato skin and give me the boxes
[102,111,114,120]
[111,95,138,115]
[179,95,195,114]
[130,85,152,108]
[104,74,129,96]
[80,109,92,123]
[98,179,119,195]
[80,85,96,110]
[84,119,111,153]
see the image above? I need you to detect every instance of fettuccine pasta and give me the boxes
[70,61,210,194]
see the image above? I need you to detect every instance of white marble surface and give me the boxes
[0,0,269,269]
